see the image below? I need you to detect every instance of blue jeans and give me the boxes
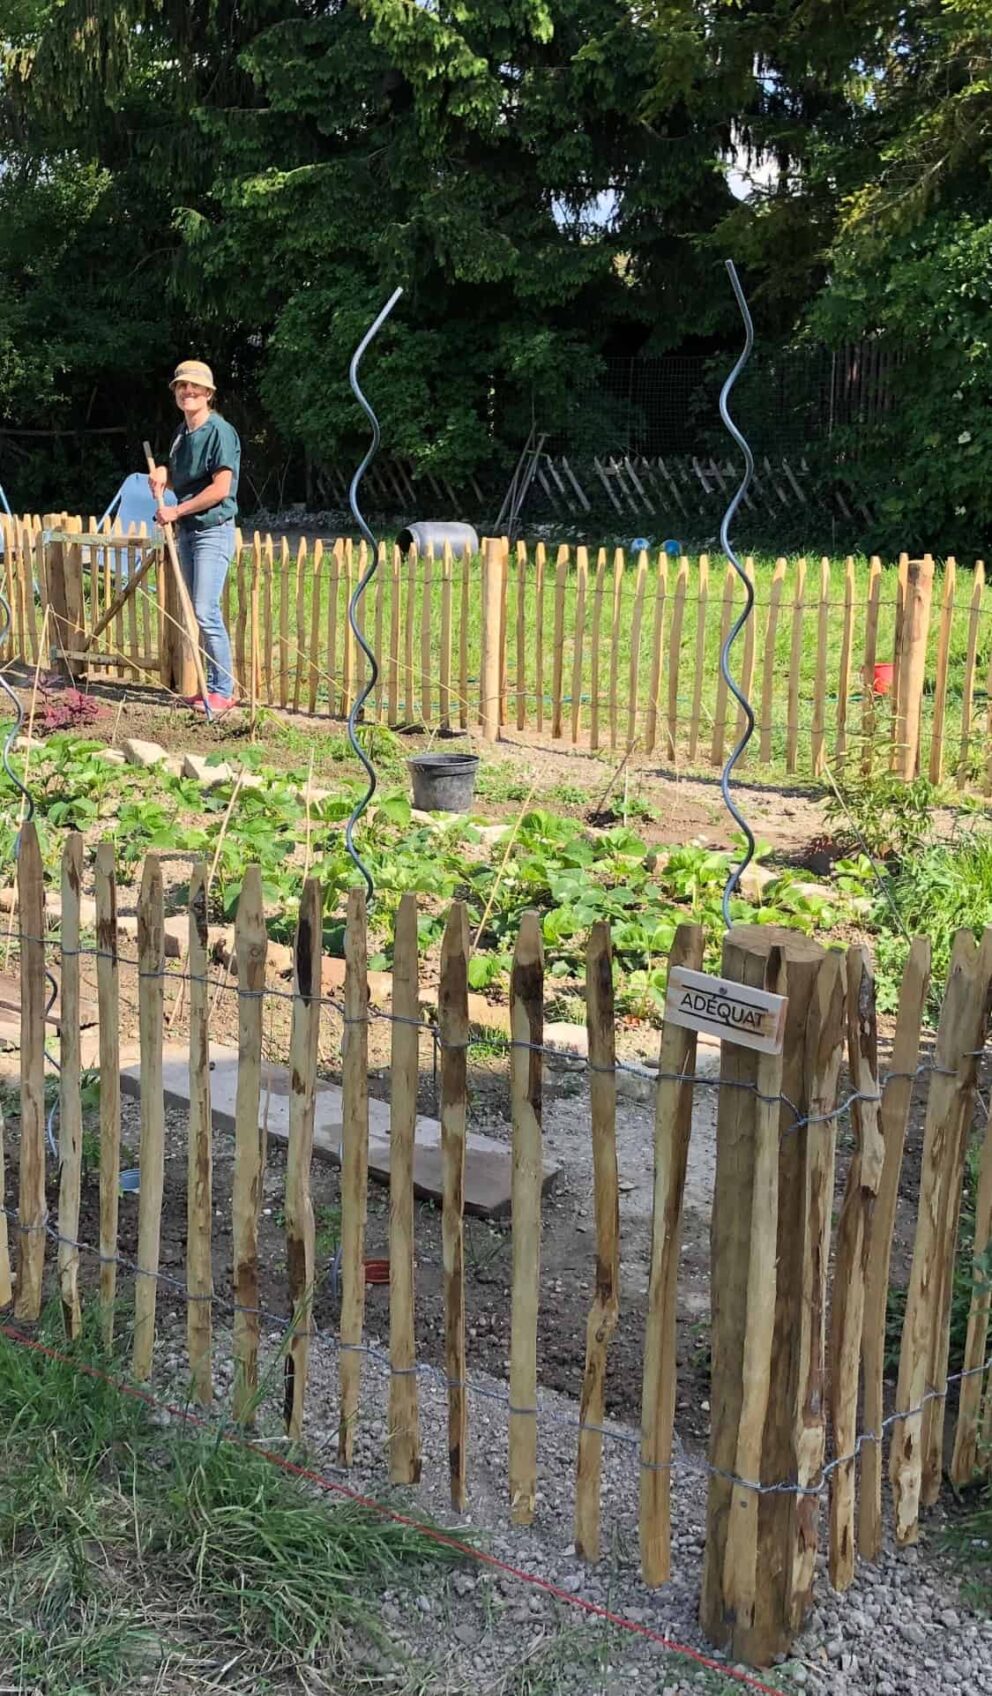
[176,521,236,696]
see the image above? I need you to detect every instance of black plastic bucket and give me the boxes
[409,753,480,813]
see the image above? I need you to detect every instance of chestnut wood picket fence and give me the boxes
[2,824,991,1666]
[2,516,990,786]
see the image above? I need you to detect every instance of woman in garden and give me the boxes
[149,359,241,712]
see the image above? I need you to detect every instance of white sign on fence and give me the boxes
[664,966,788,1055]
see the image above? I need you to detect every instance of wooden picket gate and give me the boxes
[4,519,992,787]
[2,825,991,1666]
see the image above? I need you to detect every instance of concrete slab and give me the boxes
[120,1042,559,1220]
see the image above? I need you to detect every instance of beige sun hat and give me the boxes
[169,359,216,392]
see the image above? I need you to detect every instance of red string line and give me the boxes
[0,1321,785,1696]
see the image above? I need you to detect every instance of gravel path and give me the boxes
[150,1307,992,1696]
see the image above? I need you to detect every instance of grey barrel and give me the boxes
[396,521,480,556]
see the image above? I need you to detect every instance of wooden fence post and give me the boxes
[187,863,213,1405]
[789,949,846,1624]
[551,544,568,740]
[575,920,619,1561]
[15,821,46,1322]
[285,877,322,1442]
[893,554,934,779]
[389,893,422,1484]
[440,902,470,1509]
[722,946,788,1633]
[640,922,704,1584]
[891,928,992,1541]
[233,866,267,1422]
[339,885,370,1463]
[480,540,502,741]
[57,833,84,1339]
[700,924,825,1667]
[509,912,544,1525]
[133,857,165,1381]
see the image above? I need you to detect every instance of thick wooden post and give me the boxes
[893,554,934,779]
[440,902,470,1509]
[480,540,502,740]
[701,924,825,1667]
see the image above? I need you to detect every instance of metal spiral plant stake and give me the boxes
[0,583,60,1154]
[717,258,757,928]
[344,287,404,906]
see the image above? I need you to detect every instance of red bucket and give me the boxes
[364,1258,390,1285]
[873,662,895,697]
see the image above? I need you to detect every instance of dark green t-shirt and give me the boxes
[169,414,241,531]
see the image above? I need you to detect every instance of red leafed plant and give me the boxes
[39,689,105,733]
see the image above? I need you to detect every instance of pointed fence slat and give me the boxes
[570,547,588,743]
[835,558,856,769]
[309,540,324,715]
[710,563,736,767]
[233,866,267,1422]
[57,833,84,1338]
[626,550,648,752]
[509,912,544,1525]
[859,938,930,1560]
[735,556,757,752]
[891,929,992,1543]
[951,1092,992,1483]
[95,843,121,1345]
[958,562,985,787]
[608,549,624,750]
[828,948,882,1592]
[922,928,992,1501]
[339,886,370,1463]
[440,544,453,730]
[574,921,619,1561]
[515,541,528,731]
[688,554,709,763]
[861,557,882,776]
[928,559,956,783]
[459,544,471,732]
[285,877,322,1442]
[187,863,213,1405]
[405,546,417,724]
[810,558,830,776]
[389,893,422,1484]
[644,552,668,757]
[551,545,568,739]
[421,546,434,725]
[133,856,165,1381]
[534,542,546,734]
[640,923,704,1584]
[666,556,688,760]
[589,548,607,751]
[440,902,470,1510]
[786,558,806,774]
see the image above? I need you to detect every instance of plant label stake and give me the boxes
[664,965,788,1055]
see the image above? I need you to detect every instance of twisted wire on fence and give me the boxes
[1,1193,989,1504]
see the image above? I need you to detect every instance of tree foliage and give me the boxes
[1,0,991,548]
